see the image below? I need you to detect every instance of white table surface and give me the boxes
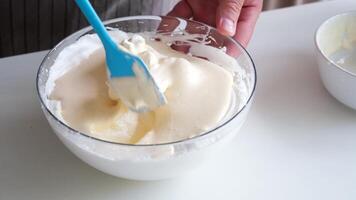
[1,1,356,199]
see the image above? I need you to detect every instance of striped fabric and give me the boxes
[0,0,317,57]
[263,0,317,10]
[0,0,179,57]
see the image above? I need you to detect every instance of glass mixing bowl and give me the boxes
[36,16,257,181]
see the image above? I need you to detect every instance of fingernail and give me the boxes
[220,18,235,35]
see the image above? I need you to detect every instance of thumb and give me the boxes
[216,0,244,36]
[167,0,193,18]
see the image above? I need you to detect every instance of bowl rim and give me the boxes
[36,15,257,147]
[314,11,356,78]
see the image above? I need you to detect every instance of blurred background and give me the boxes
[0,0,320,58]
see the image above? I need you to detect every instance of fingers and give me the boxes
[167,0,262,49]
[216,0,244,36]
[167,0,193,19]
[161,1,193,34]
[156,18,180,33]
[233,0,262,47]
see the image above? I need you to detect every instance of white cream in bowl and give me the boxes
[315,12,356,110]
[37,16,256,180]
[46,31,248,145]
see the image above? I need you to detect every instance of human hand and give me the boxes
[168,0,263,47]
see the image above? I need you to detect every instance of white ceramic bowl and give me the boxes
[315,12,356,110]
[36,16,256,180]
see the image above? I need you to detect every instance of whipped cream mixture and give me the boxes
[107,35,167,112]
[47,31,245,144]
[321,14,356,74]
[329,41,356,74]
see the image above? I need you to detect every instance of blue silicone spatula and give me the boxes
[75,0,166,112]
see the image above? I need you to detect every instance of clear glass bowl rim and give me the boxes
[36,15,257,147]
